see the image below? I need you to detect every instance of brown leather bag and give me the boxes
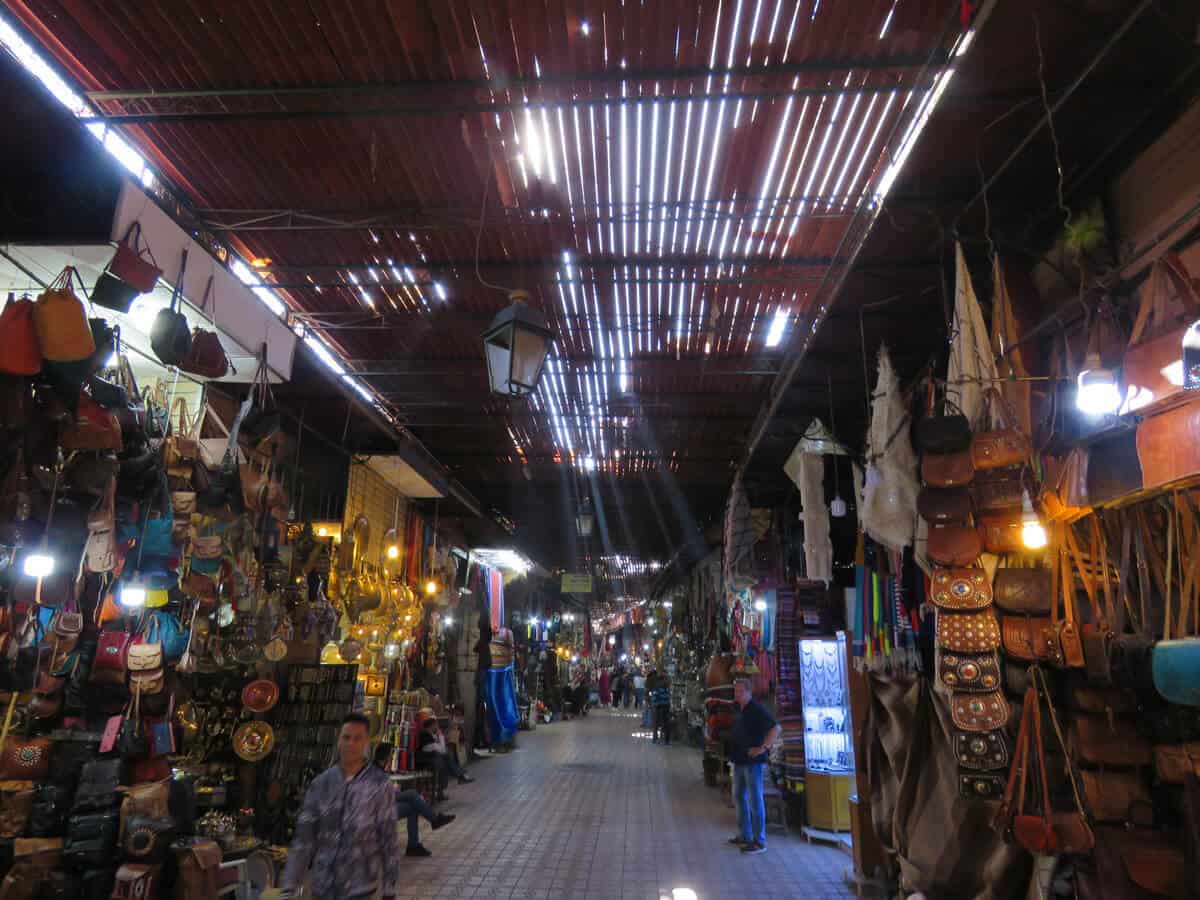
[1050,531,1086,669]
[175,838,222,900]
[977,509,1024,554]
[1069,685,1137,716]
[930,568,992,611]
[0,781,34,838]
[119,780,170,838]
[1153,744,1200,785]
[993,566,1051,614]
[921,449,974,488]
[937,651,1002,693]
[927,524,983,567]
[0,739,51,781]
[972,466,1026,513]
[971,389,1033,470]
[1001,615,1056,662]
[951,691,1009,731]
[1080,770,1153,824]
[1086,827,1188,900]
[917,486,973,525]
[1136,395,1200,493]
[954,730,1009,770]
[937,610,1000,653]
[1071,714,1152,767]
[995,672,1093,856]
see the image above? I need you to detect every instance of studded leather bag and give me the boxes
[954,730,1009,771]
[951,691,1009,731]
[930,568,992,611]
[937,609,1000,653]
[937,651,1002,693]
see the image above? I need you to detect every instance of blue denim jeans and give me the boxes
[733,763,766,845]
[395,788,436,848]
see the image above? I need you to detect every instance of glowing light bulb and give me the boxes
[1076,353,1121,415]
[444,616,453,626]
[386,545,400,560]
[425,581,437,595]
[753,598,768,612]
[22,553,54,578]
[317,526,328,537]
[1022,518,1048,550]
[119,582,147,609]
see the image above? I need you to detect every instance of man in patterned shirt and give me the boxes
[280,712,401,899]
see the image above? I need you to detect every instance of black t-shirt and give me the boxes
[728,700,777,765]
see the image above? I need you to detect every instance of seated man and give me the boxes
[415,717,474,801]
[373,743,455,858]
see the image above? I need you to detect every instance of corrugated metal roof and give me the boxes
[5,0,969,558]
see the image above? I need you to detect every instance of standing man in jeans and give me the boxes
[651,672,672,744]
[279,713,400,899]
[728,677,781,855]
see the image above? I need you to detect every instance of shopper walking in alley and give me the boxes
[651,672,672,743]
[280,713,400,899]
[373,743,456,858]
[728,678,781,854]
[612,669,625,709]
[633,669,646,709]
[599,668,611,706]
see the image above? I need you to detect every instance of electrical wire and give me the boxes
[475,167,518,295]
[1034,12,1072,230]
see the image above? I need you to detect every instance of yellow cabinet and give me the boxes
[805,771,852,831]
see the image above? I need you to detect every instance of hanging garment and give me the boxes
[488,567,504,631]
[990,257,1033,436]
[947,243,999,429]
[797,452,833,582]
[862,346,920,554]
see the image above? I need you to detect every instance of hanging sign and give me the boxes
[561,573,593,594]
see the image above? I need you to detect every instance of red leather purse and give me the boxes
[179,278,231,380]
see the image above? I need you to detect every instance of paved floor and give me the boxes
[396,707,854,900]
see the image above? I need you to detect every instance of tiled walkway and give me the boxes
[397,707,854,899]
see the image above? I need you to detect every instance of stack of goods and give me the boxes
[918,388,1029,802]
[774,584,806,791]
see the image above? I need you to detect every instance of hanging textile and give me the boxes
[854,538,923,676]
[723,478,754,588]
[862,346,920,554]
[947,243,999,428]
[796,452,833,582]
[487,567,504,631]
[990,257,1033,435]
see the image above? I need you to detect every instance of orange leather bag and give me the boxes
[0,296,43,376]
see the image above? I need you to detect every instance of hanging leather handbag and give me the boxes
[93,223,161,312]
[175,839,222,900]
[954,730,1009,770]
[917,408,972,453]
[930,568,992,611]
[91,629,132,683]
[86,373,128,412]
[179,276,231,379]
[84,478,117,575]
[0,780,35,838]
[917,486,973,525]
[921,449,974,488]
[118,780,168,837]
[937,650,1002,693]
[114,694,148,759]
[971,390,1032,471]
[60,393,123,453]
[936,609,1000,653]
[111,863,161,900]
[972,466,1026,513]
[1154,744,1200,784]
[163,397,199,470]
[122,815,175,862]
[1071,714,1152,767]
[71,759,124,813]
[33,268,95,363]
[1049,534,1086,669]
[995,673,1094,856]
[29,782,72,837]
[927,524,983,567]
[1080,769,1153,824]
[0,737,51,781]
[1122,252,1200,417]
[1086,427,1144,506]
[993,566,1051,614]
[0,296,43,376]
[149,251,193,367]
[1041,447,1091,524]
[1136,396,1200,494]
[977,509,1024,554]
[951,691,1009,731]
[63,810,119,868]
[1001,615,1056,661]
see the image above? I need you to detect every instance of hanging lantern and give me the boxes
[1184,321,1200,391]
[482,290,555,397]
[1076,352,1122,415]
[576,496,595,538]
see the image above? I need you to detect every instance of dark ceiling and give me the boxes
[3,0,1197,575]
